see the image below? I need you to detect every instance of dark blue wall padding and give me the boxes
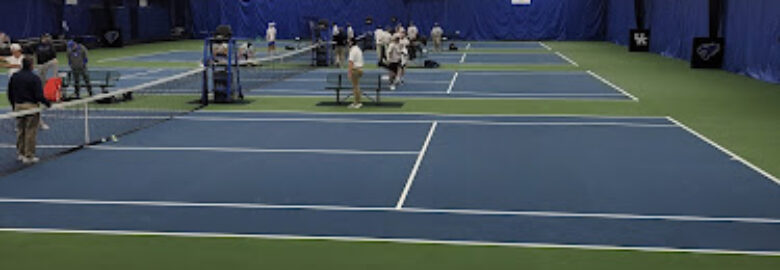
[187,0,606,41]
[605,0,779,83]
[0,0,61,39]
[721,0,780,83]
[404,0,606,40]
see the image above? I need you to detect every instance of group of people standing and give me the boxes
[330,21,445,109]
[1,33,93,164]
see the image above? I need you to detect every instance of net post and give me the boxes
[83,102,90,144]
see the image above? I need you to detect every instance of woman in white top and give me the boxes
[347,38,364,109]
[266,22,277,56]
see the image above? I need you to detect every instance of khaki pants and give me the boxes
[14,103,41,158]
[350,69,363,103]
[433,37,442,52]
[334,46,346,67]
[38,59,59,82]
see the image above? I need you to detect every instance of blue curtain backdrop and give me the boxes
[722,0,780,83]
[605,0,779,83]
[0,0,61,39]
[2,0,776,83]
[187,0,605,41]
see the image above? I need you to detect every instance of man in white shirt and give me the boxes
[407,22,419,41]
[431,23,444,52]
[266,22,277,56]
[2,44,24,76]
[346,23,354,40]
[374,26,385,65]
[398,32,410,84]
[347,38,364,109]
[386,35,403,90]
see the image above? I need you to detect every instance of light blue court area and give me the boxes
[455,41,548,50]
[244,70,635,100]
[0,68,197,93]
[361,51,570,65]
[0,112,778,253]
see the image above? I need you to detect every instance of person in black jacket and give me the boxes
[35,33,58,82]
[7,57,52,164]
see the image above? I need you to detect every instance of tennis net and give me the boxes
[236,43,319,92]
[0,68,205,176]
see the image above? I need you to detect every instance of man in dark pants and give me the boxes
[7,57,52,164]
[67,40,92,98]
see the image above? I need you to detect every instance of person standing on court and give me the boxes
[35,33,58,83]
[407,22,419,59]
[67,40,93,98]
[346,23,355,40]
[347,38,364,109]
[333,26,347,68]
[431,23,444,52]
[266,22,277,56]
[2,43,24,75]
[7,57,52,164]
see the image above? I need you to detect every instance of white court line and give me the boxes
[87,145,419,156]
[120,69,165,79]
[173,116,677,128]
[446,72,459,94]
[667,117,779,186]
[0,228,777,257]
[396,122,438,209]
[465,43,472,50]
[554,51,579,67]
[0,144,79,149]
[586,70,639,101]
[195,110,669,120]
[0,197,778,225]
[459,53,467,63]
[539,41,553,51]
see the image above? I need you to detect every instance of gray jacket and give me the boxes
[67,44,88,70]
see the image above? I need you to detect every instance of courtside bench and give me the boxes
[60,70,121,99]
[325,72,391,104]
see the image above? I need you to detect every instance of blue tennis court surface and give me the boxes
[455,41,548,50]
[361,51,570,65]
[2,68,633,100]
[245,70,634,100]
[0,111,777,254]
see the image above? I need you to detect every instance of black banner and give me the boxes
[629,29,650,52]
[691,37,724,69]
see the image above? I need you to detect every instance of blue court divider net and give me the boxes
[0,68,205,176]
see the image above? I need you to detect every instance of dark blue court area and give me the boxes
[0,111,777,253]
[245,70,634,100]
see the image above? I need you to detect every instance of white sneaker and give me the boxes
[40,122,50,130]
[22,156,39,164]
[347,103,362,109]
[17,155,24,161]
[390,85,396,91]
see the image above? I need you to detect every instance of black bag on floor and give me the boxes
[448,43,458,51]
[424,60,440,68]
